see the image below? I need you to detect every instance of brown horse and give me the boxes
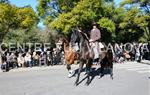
[99,47,113,79]
[69,29,95,86]
[59,32,94,86]
[70,29,113,85]
[59,37,79,78]
[61,29,113,86]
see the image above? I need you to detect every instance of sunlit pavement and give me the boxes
[0,61,149,95]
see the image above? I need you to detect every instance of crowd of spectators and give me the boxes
[0,41,149,72]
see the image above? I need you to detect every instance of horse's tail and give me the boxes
[106,49,113,63]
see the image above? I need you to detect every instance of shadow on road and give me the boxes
[72,67,113,86]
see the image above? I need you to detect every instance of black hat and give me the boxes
[92,22,97,26]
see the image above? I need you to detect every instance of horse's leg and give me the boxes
[66,64,72,78]
[67,64,75,78]
[110,62,113,79]
[75,62,83,86]
[85,59,92,85]
[98,60,104,79]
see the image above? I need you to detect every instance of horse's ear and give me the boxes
[72,29,76,33]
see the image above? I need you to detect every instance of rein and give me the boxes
[80,32,90,41]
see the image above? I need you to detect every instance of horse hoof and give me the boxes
[74,82,78,86]
[84,72,87,75]
[98,74,104,79]
[68,74,72,78]
[85,83,89,86]
[98,76,101,79]
[110,76,113,80]
[68,70,75,78]
[85,80,90,86]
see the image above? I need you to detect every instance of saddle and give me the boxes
[99,42,104,49]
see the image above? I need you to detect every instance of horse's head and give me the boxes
[58,35,69,46]
[70,29,81,47]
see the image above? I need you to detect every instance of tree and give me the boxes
[0,3,39,43]
[0,0,9,3]
[2,28,40,44]
[38,0,103,32]
[38,28,59,47]
[120,0,150,42]
[16,6,39,29]
[37,0,150,43]
[121,0,150,13]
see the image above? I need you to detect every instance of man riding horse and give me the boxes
[89,23,101,64]
[62,22,113,86]
[74,23,101,64]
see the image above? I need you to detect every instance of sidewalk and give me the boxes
[0,65,66,73]
[0,60,149,73]
[140,60,150,65]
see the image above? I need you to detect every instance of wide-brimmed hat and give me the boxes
[92,22,97,26]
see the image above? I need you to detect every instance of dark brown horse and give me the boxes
[70,29,113,85]
[61,29,113,86]
[99,47,113,79]
[59,31,93,86]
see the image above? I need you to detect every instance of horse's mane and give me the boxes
[59,35,69,46]
[72,29,89,42]
[63,37,69,44]
[80,32,89,41]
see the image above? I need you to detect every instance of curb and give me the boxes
[140,60,150,65]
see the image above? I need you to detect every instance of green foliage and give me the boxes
[3,28,40,43]
[0,0,149,44]
[0,3,39,42]
[2,27,59,48]
[119,7,140,29]
[37,0,150,42]
[37,0,47,17]
[38,28,59,47]
[0,0,9,3]
[98,17,115,32]
[119,0,150,42]
[48,0,102,33]
[16,6,39,29]
[139,27,150,42]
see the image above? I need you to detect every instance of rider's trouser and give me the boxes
[91,42,100,59]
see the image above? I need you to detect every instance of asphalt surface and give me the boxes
[0,61,149,95]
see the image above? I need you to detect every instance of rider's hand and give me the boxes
[78,29,82,32]
[89,39,93,42]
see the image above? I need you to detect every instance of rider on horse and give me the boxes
[72,23,101,64]
[89,22,101,64]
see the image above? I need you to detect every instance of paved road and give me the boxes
[0,61,149,95]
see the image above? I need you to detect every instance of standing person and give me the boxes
[114,43,123,62]
[89,22,101,63]
[47,47,54,65]
[9,52,17,68]
[32,51,39,66]
[6,52,11,68]
[1,52,9,72]
[24,52,32,67]
[39,52,47,66]
[135,43,141,62]
[17,53,25,67]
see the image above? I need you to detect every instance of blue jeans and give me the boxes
[27,61,32,67]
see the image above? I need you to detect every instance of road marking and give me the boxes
[115,63,150,73]
[116,66,148,69]
[138,70,150,73]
